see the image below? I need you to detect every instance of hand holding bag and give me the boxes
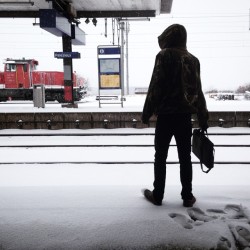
[192,129,215,173]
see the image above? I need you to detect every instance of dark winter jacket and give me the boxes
[142,24,208,128]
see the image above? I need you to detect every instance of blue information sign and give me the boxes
[54,52,81,59]
[98,47,121,55]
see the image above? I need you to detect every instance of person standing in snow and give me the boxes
[142,24,208,207]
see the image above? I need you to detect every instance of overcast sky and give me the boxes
[0,0,249,92]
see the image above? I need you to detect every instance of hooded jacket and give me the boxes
[142,24,208,128]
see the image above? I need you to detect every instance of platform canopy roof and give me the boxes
[0,0,173,20]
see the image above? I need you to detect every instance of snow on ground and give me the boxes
[0,96,250,249]
[0,94,250,112]
[0,185,250,250]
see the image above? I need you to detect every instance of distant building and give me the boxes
[216,92,235,100]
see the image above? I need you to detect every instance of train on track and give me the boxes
[0,58,87,103]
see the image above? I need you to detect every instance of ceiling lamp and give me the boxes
[85,18,90,24]
[92,18,97,26]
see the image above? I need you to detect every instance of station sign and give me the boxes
[98,47,121,55]
[54,52,81,59]
[97,46,121,89]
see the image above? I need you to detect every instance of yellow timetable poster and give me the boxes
[100,74,120,88]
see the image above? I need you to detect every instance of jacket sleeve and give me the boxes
[141,53,165,124]
[196,62,209,129]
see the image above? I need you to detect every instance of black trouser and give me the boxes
[153,113,193,203]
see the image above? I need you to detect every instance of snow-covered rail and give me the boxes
[0,128,250,165]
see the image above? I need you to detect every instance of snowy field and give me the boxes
[0,96,250,250]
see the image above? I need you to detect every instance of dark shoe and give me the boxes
[142,189,162,206]
[183,196,196,207]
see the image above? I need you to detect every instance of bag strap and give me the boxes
[199,130,214,173]
[200,160,211,173]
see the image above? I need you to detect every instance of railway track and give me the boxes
[0,130,249,165]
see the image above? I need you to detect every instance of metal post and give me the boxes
[125,21,129,95]
[112,18,115,45]
[105,18,107,37]
[120,21,125,107]
[62,34,75,107]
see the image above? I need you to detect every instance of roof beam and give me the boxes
[0,11,39,18]
[77,10,156,18]
[0,10,156,18]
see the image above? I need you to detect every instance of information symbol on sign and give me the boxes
[99,49,105,54]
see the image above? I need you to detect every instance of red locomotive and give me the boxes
[0,58,86,102]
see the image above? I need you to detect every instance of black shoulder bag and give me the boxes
[192,129,215,173]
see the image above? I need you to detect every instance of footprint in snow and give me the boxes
[224,204,245,220]
[229,224,250,249]
[187,207,217,222]
[206,208,227,214]
[169,213,193,229]
[216,236,232,250]
[206,204,249,222]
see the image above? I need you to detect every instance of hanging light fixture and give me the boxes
[92,18,97,26]
[85,18,90,24]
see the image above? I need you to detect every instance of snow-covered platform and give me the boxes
[0,185,250,250]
